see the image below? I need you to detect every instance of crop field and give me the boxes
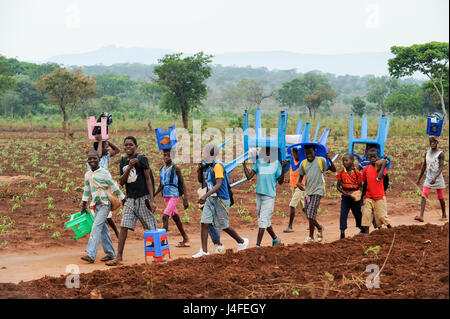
[0,126,448,299]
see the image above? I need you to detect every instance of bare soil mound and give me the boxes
[1,223,447,299]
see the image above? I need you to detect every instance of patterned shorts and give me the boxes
[120,195,157,231]
[304,195,322,220]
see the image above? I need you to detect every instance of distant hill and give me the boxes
[41,45,394,76]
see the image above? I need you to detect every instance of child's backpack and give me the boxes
[160,165,184,197]
[207,162,234,207]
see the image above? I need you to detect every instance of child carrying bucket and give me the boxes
[415,136,447,222]
[80,150,125,264]
[154,141,191,247]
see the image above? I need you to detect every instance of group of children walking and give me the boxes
[79,131,447,264]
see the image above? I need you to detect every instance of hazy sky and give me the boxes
[0,0,448,61]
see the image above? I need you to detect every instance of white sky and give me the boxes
[0,0,448,61]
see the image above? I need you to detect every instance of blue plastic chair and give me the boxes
[144,229,171,262]
[348,114,391,170]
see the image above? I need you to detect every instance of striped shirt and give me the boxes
[82,167,125,207]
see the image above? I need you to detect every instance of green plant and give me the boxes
[11,203,21,212]
[324,272,334,282]
[365,245,381,256]
[52,231,61,239]
[181,212,191,223]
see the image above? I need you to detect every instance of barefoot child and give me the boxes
[336,154,363,239]
[193,143,249,258]
[360,149,392,234]
[243,147,289,247]
[154,148,190,247]
[297,145,336,243]
[80,150,125,263]
[415,136,447,222]
[284,147,306,233]
[91,134,121,238]
[106,136,157,266]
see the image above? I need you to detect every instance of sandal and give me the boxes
[105,259,123,266]
[100,255,115,262]
[414,216,424,222]
[283,227,293,233]
[176,241,191,247]
[441,217,448,221]
[80,255,94,264]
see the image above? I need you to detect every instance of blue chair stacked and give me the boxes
[144,229,171,263]
[224,108,288,188]
[155,125,177,150]
[348,114,391,170]
[286,121,332,171]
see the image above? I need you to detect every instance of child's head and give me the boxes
[87,149,100,169]
[163,149,172,165]
[260,147,278,163]
[93,141,109,156]
[342,153,354,170]
[304,145,316,162]
[292,147,299,161]
[123,136,138,156]
[365,143,378,154]
[202,143,218,164]
[429,136,439,150]
[367,148,379,165]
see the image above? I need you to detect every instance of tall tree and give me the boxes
[276,78,305,110]
[351,96,366,117]
[365,76,399,114]
[303,85,336,119]
[154,52,213,129]
[0,58,16,94]
[388,42,449,119]
[236,78,273,108]
[138,81,162,107]
[36,67,97,137]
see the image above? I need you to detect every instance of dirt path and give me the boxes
[1,211,446,284]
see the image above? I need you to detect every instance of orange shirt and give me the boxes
[336,168,362,191]
[289,159,305,188]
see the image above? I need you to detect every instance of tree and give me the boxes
[0,90,20,117]
[154,52,213,129]
[0,59,16,94]
[138,81,162,107]
[36,67,97,137]
[366,76,399,114]
[388,42,449,119]
[276,78,305,110]
[422,66,449,114]
[95,74,136,97]
[236,78,273,108]
[351,96,366,117]
[303,85,336,119]
[383,84,424,117]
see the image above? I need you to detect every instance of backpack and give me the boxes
[160,164,184,197]
[207,162,234,207]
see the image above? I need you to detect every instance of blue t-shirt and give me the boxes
[253,159,282,198]
[160,165,179,197]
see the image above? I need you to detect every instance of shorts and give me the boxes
[304,195,321,220]
[163,197,179,217]
[200,196,230,230]
[120,195,157,231]
[256,193,275,228]
[289,186,305,209]
[422,186,444,200]
[362,197,389,227]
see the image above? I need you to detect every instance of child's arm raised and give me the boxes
[416,152,427,185]
[243,161,256,180]
[176,166,189,210]
[326,153,336,172]
[107,140,120,157]
[376,155,388,181]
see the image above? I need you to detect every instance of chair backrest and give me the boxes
[87,116,108,140]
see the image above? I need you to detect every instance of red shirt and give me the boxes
[363,165,387,200]
[336,168,362,191]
